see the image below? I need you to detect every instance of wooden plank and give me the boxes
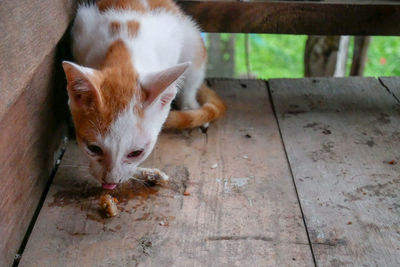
[178,1,400,35]
[0,40,70,266]
[19,79,313,266]
[270,77,400,266]
[0,0,74,120]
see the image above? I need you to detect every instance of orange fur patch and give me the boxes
[72,40,145,142]
[202,105,217,120]
[164,83,226,129]
[109,21,121,36]
[102,40,133,70]
[148,0,181,13]
[127,20,140,38]
[98,0,182,13]
[98,0,146,12]
[194,37,208,67]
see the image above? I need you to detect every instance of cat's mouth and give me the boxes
[102,183,117,190]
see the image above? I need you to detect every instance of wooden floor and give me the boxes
[19,78,400,266]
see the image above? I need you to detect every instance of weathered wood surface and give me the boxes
[0,0,74,120]
[178,1,400,35]
[20,79,313,266]
[270,77,400,266]
[0,45,69,266]
[0,1,74,264]
[380,77,400,104]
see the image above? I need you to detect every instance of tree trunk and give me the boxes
[206,33,235,77]
[334,36,350,77]
[304,36,341,77]
[350,36,371,76]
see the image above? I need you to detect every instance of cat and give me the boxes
[62,0,226,189]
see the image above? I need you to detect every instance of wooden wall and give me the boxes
[0,0,74,265]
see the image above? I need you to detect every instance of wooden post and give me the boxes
[350,36,371,76]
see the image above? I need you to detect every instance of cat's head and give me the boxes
[62,59,189,187]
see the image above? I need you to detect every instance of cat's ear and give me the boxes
[140,62,191,107]
[62,61,102,110]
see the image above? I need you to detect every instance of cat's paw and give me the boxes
[152,168,169,181]
[141,168,169,183]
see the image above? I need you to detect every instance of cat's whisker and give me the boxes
[59,165,90,169]
[89,119,101,136]
[59,163,89,166]
[61,163,89,168]
[130,176,150,188]
[61,159,87,164]
[61,158,79,162]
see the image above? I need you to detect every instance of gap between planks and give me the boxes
[266,80,318,267]
[379,77,400,105]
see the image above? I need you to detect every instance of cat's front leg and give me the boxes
[133,167,169,183]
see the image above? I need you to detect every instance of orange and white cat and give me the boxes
[62,0,226,189]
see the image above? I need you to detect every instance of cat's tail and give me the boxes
[164,83,226,129]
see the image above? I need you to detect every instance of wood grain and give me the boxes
[178,1,400,35]
[0,0,74,120]
[270,77,400,266]
[19,79,313,266]
[0,43,69,266]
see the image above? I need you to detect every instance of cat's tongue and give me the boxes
[102,183,117,190]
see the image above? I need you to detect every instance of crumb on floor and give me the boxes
[100,194,119,217]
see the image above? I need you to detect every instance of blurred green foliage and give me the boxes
[230,34,400,79]
[361,36,400,77]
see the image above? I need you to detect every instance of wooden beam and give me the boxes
[178,1,400,35]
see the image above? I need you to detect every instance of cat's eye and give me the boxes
[87,144,103,156]
[127,149,143,158]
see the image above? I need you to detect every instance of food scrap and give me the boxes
[183,191,190,196]
[347,221,352,225]
[388,160,396,165]
[159,220,169,226]
[100,194,119,217]
[211,163,218,169]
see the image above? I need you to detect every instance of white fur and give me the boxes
[72,4,205,183]
[72,6,204,72]
[64,61,95,76]
[72,4,205,109]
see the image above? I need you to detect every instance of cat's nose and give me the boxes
[104,172,119,184]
